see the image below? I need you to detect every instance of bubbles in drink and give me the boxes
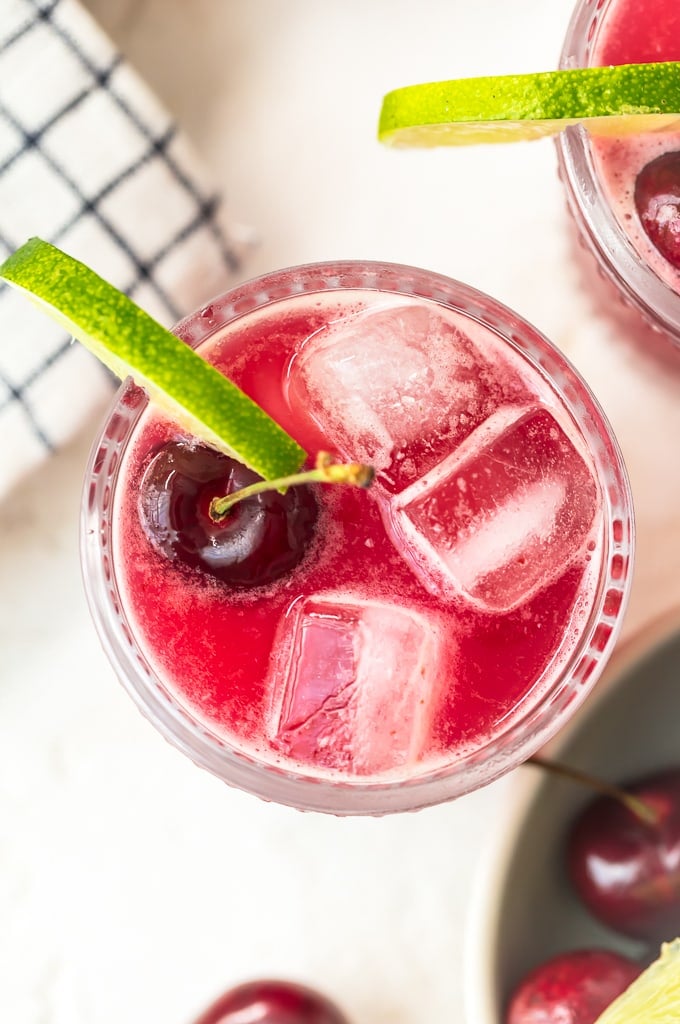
[267,594,445,775]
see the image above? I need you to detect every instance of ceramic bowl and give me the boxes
[464,609,680,1023]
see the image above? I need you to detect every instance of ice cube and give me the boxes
[267,594,445,775]
[388,406,601,613]
[286,300,528,491]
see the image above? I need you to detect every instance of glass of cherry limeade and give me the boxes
[82,261,634,814]
[557,0,680,348]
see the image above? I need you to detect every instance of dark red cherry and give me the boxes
[505,949,640,1024]
[568,768,680,942]
[634,151,680,270]
[192,979,350,1024]
[139,441,318,587]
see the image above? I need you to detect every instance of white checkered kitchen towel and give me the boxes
[0,0,246,500]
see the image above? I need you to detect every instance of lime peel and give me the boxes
[378,62,680,147]
[594,938,680,1023]
[0,238,305,480]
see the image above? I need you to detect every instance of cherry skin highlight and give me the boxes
[568,768,680,942]
[505,949,640,1024]
[191,980,350,1024]
[138,441,318,588]
[634,151,680,270]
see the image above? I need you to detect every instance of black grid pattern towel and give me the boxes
[0,0,246,500]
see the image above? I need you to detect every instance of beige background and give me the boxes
[2,1,679,1022]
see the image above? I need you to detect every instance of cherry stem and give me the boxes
[209,451,375,522]
[527,756,660,827]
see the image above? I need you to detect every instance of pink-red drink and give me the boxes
[83,263,633,813]
[558,0,680,346]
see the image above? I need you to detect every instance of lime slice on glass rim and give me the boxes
[0,237,305,480]
[378,62,680,146]
[593,938,680,1023]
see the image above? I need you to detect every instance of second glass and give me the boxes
[556,0,680,349]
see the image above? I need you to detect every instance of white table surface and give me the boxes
[2,1,680,1022]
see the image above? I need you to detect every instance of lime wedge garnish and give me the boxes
[0,238,305,480]
[594,939,680,1023]
[379,62,680,146]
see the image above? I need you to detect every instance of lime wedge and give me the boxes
[379,62,680,146]
[0,238,305,480]
[594,939,680,1023]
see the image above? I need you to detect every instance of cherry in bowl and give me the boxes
[568,768,680,944]
[505,948,640,1024]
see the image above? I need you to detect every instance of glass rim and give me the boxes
[555,0,680,346]
[80,259,635,815]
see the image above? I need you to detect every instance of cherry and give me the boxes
[505,949,640,1024]
[568,768,680,942]
[634,151,680,270]
[139,441,318,588]
[191,979,350,1024]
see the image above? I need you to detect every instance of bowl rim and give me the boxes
[462,603,680,1024]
